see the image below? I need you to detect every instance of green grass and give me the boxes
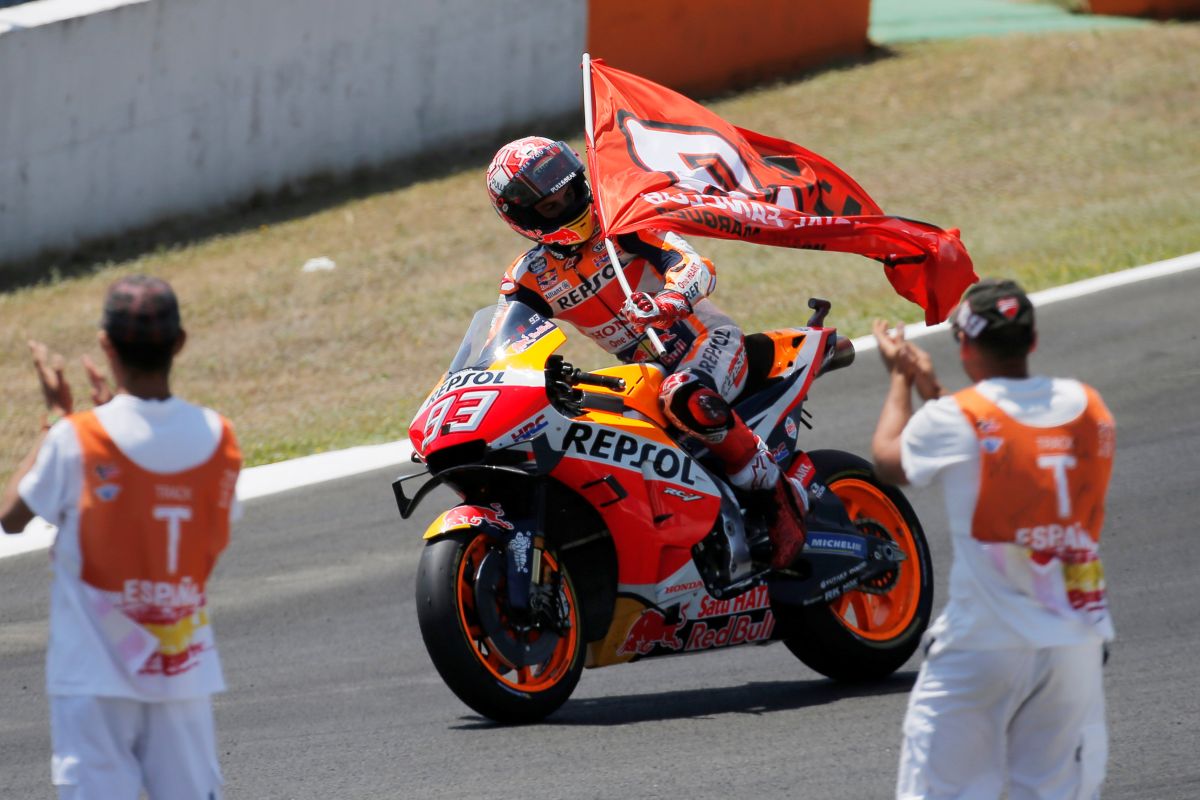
[2,24,1198,469]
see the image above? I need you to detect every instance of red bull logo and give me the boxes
[684,612,775,652]
[617,608,686,656]
[441,504,515,531]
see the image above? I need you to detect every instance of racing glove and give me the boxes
[620,290,692,333]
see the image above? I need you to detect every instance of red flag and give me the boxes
[585,58,977,324]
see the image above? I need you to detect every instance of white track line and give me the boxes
[851,249,1200,352]
[1,440,414,558]
[4,251,1199,558]
[235,440,414,502]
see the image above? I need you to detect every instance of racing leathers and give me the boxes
[498,228,807,569]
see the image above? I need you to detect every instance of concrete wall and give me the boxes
[0,0,877,269]
[0,0,586,266]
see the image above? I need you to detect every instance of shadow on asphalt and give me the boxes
[451,670,916,729]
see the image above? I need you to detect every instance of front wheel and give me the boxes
[783,449,934,682]
[415,529,585,723]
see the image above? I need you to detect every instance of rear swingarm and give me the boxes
[768,482,908,607]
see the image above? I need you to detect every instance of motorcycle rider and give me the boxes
[486,136,807,570]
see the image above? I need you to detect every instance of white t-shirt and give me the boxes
[901,376,1114,651]
[19,394,242,700]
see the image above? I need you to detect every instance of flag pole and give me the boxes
[581,53,665,357]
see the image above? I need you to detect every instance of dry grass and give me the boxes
[2,25,1198,469]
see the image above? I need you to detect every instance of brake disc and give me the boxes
[473,549,559,668]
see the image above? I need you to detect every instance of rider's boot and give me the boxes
[712,427,809,571]
[727,445,809,570]
[768,475,809,571]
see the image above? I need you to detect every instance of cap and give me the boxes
[101,275,182,345]
[952,278,1034,341]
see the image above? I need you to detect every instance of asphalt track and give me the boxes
[3,268,1199,799]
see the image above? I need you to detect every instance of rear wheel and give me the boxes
[783,449,934,682]
[415,529,585,723]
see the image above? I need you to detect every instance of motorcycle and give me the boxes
[394,297,933,723]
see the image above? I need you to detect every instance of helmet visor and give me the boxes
[500,141,585,208]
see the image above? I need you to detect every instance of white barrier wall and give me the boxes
[0,0,586,266]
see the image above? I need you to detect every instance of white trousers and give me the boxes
[50,694,223,800]
[896,642,1107,800]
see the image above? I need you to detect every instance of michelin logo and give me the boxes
[807,533,867,558]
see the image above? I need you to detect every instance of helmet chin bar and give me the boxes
[540,206,598,247]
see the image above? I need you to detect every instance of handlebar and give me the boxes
[568,369,626,392]
[545,355,627,417]
[546,354,626,392]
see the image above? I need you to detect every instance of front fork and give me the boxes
[503,479,547,613]
[421,484,550,618]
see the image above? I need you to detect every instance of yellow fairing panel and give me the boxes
[423,508,479,541]
[586,596,650,667]
[575,409,677,446]
[493,327,567,371]
[582,363,668,427]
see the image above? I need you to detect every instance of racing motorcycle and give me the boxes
[394,298,933,723]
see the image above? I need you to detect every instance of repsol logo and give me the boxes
[561,423,699,486]
[697,327,733,374]
[424,370,506,408]
[555,263,617,310]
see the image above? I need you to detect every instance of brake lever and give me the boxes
[577,392,627,414]
[545,355,583,415]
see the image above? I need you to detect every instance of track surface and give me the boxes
[3,270,1199,798]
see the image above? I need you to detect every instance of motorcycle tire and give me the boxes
[415,529,585,724]
[782,449,934,682]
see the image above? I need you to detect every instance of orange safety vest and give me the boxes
[73,409,242,676]
[954,385,1115,613]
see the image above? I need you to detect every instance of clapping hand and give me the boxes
[28,340,73,418]
[81,355,114,406]
[872,321,944,401]
[27,341,116,425]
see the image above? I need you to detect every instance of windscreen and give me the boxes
[446,301,558,373]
